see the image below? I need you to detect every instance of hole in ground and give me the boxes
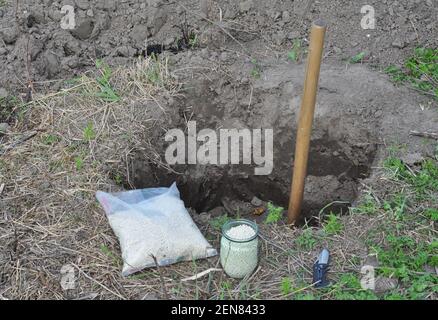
[129,137,377,222]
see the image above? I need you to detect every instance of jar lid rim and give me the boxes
[221,219,259,243]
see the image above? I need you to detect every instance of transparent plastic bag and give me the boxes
[96,183,217,276]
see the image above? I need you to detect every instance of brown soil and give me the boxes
[0,0,437,300]
[1,0,437,88]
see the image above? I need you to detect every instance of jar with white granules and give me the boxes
[220,219,259,279]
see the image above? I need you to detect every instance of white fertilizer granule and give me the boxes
[220,223,259,279]
[226,224,256,240]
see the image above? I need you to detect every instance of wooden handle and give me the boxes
[288,20,327,225]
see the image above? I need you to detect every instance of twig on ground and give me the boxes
[0,131,39,155]
[25,35,34,102]
[258,232,312,275]
[178,3,250,58]
[181,268,222,282]
[151,254,170,299]
[283,281,318,299]
[232,266,261,295]
[410,131,438,140]
[71,263,127,300]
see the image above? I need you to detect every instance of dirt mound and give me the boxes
[1,0,437,94]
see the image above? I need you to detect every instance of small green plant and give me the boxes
[114,173,123,185]
[64,76,82,87]
[0,0,6,7]
[188,33,198,48]
[100,244,122,267]
[296,228,316,251]
[265,202,284,224]
[383,157,406,176]
[424,208,438,222]
[295,293,316,300]
[323,213,343,235]
[351,194,379,215]
[332,273,378,300]
[280,277,293,296]
[370,235,437,299]
[94,59,120,102]
[350,52,366,64]
[287,39,303,62]
[385,47,438,100]
[218,281,232,300]
[384,157,438,199]
[382,193,407,221]
[42,134,60,146]
[83,122,96,141]
[142,53,165,86]
[250,59,261,79]
[74,155,84,171]
[209,214,231,231]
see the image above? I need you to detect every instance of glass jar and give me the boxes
[220,219,259,279]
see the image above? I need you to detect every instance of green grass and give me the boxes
[385,47,438,100]
[94,59,120,102]
[74,155,84,171]
[143,53,166,86]
[114,173,123,185]
[41,134,60,146]
[209,214,231,231]
[384,157,438,200]
[332,273,378,300]
[218,281,232,300]
[250,59,261,79]
[347,154,438,300]
[382,193,407,221]
[285,272,378,300]
[424,208,438,222]
[350,52,366,64]
[100,244,122,267]
[287,39,303,63]
[294,293,316,300]
[351,194,379,215]
[83,122,96,141]
[295,228,317,251]
[323,213,343,235]
[188,33,198,48]
[265,202,284,224]
[280,277,293,296]
[370,235,437,300]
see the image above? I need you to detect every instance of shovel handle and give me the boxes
[288,20,327,225]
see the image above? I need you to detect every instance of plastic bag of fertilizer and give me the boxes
[96,183,217,276]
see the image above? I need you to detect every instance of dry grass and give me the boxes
[0,55,186,299]
[0,55,435,300]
